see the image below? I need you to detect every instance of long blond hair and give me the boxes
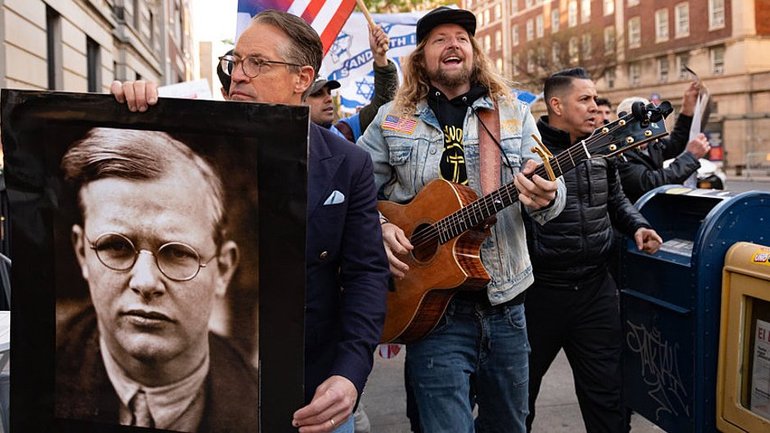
[393,33,511,116]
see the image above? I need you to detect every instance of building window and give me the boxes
[628,0,640,6]
[526,0,533,8]
[513,53,520,75]
[658,56,669,83]
[484,34,491,52]
[467,0,473,8]
[552,9,560,33]
[133,0,141,29]
[496,57,503,73]
[582,33,592,59]
[495,30,502,50]
[527,49,535,73]
[495,4,502,20]
[149,10,155,48]
[536,14,544,38]
[511,0,518,14]
[569,37,579,63]
[675,3,690,38]
[568,1,578,27]
[605,67,616,89]
[711,45,725,75]
[581,0,591,23]
[484,9,490,26]
[526,19,534,41]
[173,0,183,43]
[709,0,725,29]
[655,9,669,42]
[604,26,616,54]
[513,24,520,46]
[87,37,101,92]
[629,62,641,85]
[677,53,690,79]
[552,43,562,64]
[46,6,63,90]
[604,0,614,15]
[628,17,641,48]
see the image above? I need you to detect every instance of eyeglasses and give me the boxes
[87,232,217,282]
[218,54,302,78]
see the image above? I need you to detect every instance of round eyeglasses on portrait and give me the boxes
[87,232,217,282]
[218,54,302,78]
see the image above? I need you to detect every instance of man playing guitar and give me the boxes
[357,6,565,432]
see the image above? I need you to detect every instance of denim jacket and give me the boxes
[357,95,566,304]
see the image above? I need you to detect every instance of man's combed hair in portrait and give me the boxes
[61,128,228,244]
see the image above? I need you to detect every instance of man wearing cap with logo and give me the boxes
[307,24,397,143]
[358,6,565,432]
[307,78,343,128]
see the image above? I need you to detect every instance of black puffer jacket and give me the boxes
[524,117,651,287]
[617,114,699,202]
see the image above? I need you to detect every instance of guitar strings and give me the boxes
[407,141,595,248]
[408,118,641,248]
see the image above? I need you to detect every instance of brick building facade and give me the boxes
[466,0,770,169]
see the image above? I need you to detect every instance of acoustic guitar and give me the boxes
[379,101,674,343]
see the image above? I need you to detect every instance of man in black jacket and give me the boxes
[524,68,662,433]
[615,81,711,202]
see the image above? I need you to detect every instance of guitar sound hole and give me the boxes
[411,223,439,263]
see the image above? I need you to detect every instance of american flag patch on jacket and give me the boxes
[382,114,417,134]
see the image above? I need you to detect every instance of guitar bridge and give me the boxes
[530,135,556,181]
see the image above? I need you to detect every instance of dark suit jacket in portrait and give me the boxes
[304,124,389,403]
[55,305,260,433]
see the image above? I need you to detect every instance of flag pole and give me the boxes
[355,0,376,29]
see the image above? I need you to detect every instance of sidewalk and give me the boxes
[362,348,663,432]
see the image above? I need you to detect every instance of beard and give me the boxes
[427,65,472,89]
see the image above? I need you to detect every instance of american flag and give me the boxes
[237,0,357,55]
[382,114,417,134]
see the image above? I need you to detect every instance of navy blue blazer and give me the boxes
[304,124,389,403]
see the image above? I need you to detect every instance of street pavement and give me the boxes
[361,348,663,433]
[360,174,770,433]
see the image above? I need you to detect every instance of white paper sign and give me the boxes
[157,79,213,100]
[684,66,710,188]
[751,319,770,418]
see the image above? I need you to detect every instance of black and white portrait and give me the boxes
[2,90,308,432]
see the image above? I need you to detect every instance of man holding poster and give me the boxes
[113,9,390,433]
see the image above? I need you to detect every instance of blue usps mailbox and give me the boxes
[620,186,770,433]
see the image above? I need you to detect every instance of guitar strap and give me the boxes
[477,102,501,195]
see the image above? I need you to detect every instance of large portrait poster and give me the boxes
[1,90,308,432]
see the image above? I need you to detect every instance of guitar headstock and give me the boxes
[585,101,674,158]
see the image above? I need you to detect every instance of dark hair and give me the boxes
[251,10,323,76]
[543,67,591,103]
[61,128,227,244]
[217,48,234,93]
[596,97,611,109]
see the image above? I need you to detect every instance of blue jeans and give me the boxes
[406,298,530,433]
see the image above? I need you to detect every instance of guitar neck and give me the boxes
[435,141,591,243]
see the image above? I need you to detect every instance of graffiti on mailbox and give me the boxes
[626,321,690,420]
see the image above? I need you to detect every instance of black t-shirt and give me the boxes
[426,84,488,185]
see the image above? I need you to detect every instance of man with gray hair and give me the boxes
[55,127,257,432]
[112,9,390,433]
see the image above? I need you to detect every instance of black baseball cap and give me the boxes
[416,7,477,45]
[309,79,341,95]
